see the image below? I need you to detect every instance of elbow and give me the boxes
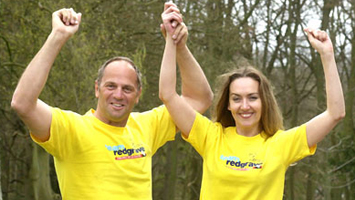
[336,110,346,122]
[331,109,346,123]
[159,90,174,105]
[158,92,165,103]
[11,94,20,111]
[158,89,164,102]
[201,90,214,112]
[11,96,24,116]
[11,94,31,117]
[207,91,214,107]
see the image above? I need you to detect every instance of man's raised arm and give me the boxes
[11,8,82,142]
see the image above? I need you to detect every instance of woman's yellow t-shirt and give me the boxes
[184,113,316,200]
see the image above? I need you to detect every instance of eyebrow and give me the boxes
[103,81,116,85]
[230,92,259,96]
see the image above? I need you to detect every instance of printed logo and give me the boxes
[220,154,263,171]
[105,144,146,161]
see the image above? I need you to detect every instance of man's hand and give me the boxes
[161,2,182,37]
[52,8,82,38]
[161,2,187,49]
[161,22,188,49]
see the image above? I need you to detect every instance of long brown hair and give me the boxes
[212,66,284,136]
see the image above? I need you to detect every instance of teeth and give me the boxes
[112,103,123,107]
[240,113,252,118]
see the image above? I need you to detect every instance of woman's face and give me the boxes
[228,77,262,135]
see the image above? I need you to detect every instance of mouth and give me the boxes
[111,103,124,109]
[239,113,253,118]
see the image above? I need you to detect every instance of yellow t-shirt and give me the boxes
[185,113,316,200]
[32,105,176,200]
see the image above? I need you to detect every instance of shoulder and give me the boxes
[131,105,170,120]
[137,105,166,115]
[189,112,225,138]
[51,107,92,125]
[51,107,81,118]
[195,112,223,129]
[277,124,306,136]
[268,124,307,142]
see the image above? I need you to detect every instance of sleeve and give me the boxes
[274,124,317,166]
[182,112,222,158]
[30,107,79,159]
[139,105,177,154]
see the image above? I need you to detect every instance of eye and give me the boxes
[123,86,134,93]
[232,96,241,102]
[249,95,259,101]
[106,84,116,90]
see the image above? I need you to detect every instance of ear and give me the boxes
[227,102,231,111]
[95,80,99,98]
[135,87,142,104]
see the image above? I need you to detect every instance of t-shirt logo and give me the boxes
[220,154,263,171]
[105,144,146,160]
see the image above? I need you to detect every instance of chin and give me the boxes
[239,122,258,128]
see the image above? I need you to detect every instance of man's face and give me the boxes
[94,61,141,127]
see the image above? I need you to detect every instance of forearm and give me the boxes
[305,53,345,146]
[159,35,178,102]
[320,53,345,121]
[12,31,68,114]
[177,45,213,113]
[159,35,196,136]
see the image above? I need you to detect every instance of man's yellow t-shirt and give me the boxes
[185,113,316,200]
[32,105,176,200]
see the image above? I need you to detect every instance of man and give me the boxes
[11,3,212,200]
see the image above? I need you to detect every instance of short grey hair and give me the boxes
[96,56,142,89]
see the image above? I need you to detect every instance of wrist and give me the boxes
[50,28,73,41]
[165,33,175,42]
[177,43,188,54]
[176,45,189,58]
[177,43,187,50]
[47,30,71,47]
[319,49,334,59]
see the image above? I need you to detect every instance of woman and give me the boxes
[159,10,345,199]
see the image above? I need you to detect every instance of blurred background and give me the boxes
[0,0,354,199]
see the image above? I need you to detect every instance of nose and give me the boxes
[241,99,250,110]
[113,88,124,99]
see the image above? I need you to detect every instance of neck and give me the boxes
[235,125,262,137]
[93,111,128,127]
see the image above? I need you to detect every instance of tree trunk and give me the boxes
[163,141,178,199]
[0,155,2,200]
[285,1,301,198]
[30,144,57,200]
